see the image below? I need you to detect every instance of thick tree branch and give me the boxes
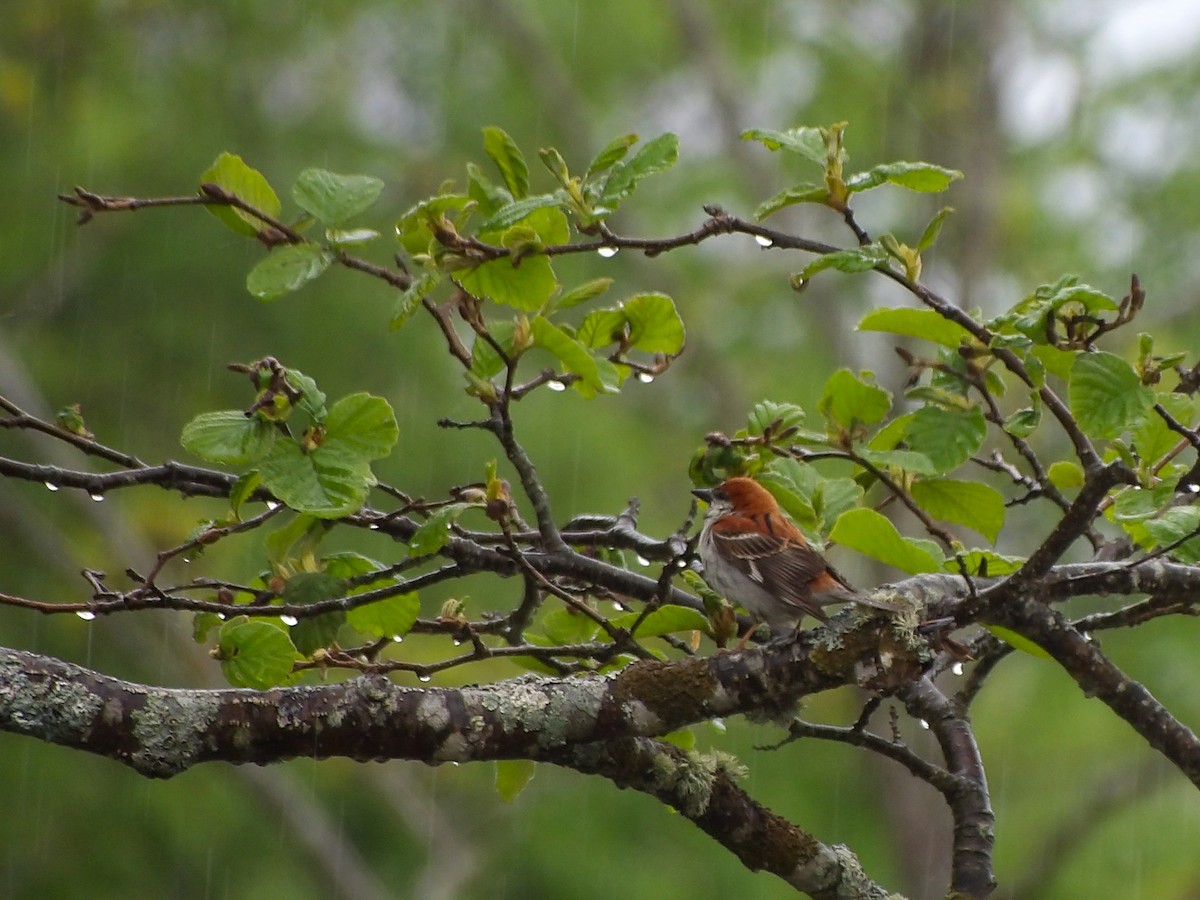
[0,616,918,777]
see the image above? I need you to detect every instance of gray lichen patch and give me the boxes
[130,692,222,778]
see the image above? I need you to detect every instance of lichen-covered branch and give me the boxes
[0,618,915,778]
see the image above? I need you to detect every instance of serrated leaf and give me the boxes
[855,447,941,476]
[819,369,892,429]
[246,244,332,300]
[985,625,1053,661]
[229,470,262,517]
[623,293,685,354]
[495,759,537,803]
[754,183,827,220]
[846,161,963,193]
[530,316,612,394]
[796,243,889,280]
[814,477,864,529]
[292,168,384,225]
[911,478,1006,543]
[477,195,567,234]
[1004,403,1041,438]
[586,134,639,179]
[482,126,529,199]
[746,400,806,437]
[201,152,281,237]
[181,411,277,465]
[217,618,297,689]
[282,571,347,606]
[1110,483,1174,522]
[409,502,475,555]
[557,277,614,309]
[395,193,471,256]
[828,508,943,574]
[1144,507,1200,563]
[391,271,440,331]
[457,255,557,311]
[257,394,398,518]
[611,606,708,638]
[740,127,826,165]
[576,308,629,348]
[1133,393,1198,464]
[598,133,678,207]
[289,611,346,657]
[857,307,971,349]
[347,592,420,639]
[904,406,987,473]
[1069,352,1154,439]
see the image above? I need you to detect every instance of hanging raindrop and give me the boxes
[45,482,59,492]
[76,610,97,621]
[280,614,298,626]
[596,246,618,258]
[754,234,773,247]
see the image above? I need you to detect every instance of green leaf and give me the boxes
[576,308,629,348]
[246,244,332,300]
[857,307,971,349]
[292,168,384,225]
[285,369,328,422]
[323,392,401,459]
[846,161,963,193]
[1003,402,1041,438]
[257,393,398,518]
[229,471,262,517]
[457,255,557,311]
[391,271,440,331]
[395,193,471,256]
[598,133,679,207]
[325,227,380,247]
[754,183,827,220]
[282,571,347,606]
[1133,393,1198,464]
[346,592,420,639]
[818,369,892,429]
[946,550,1024,576]
[1069,352,1154,439]
[904,406,987,473]
[1144,507,1200,563]
[409,502,475,555]
[495,759,537,803]
[1031,345,1077,380]
[623,293,685,354]
[985,625,1053,661]
[796,243,889,280]
[1047,460,1085,489]
[482,126,529,199]
[855,447,941,476]
[200,152,281,237]
[289,611,346,657]
[611,606,708,638]
[911,478,1006,543]
[193,612,222,643]
[1110,482,1173,522]
[530,316,613,395]
[217,618,297,689]
[814,477,864,529]
[265,514,325,567]
[470,319,517,379]
[586,134,639,179]
[557,277,614,309]
[540,608,601,645]
[746,400,806,437]
[740,127,826,165]
[477,195,566,234]
[829,508,943,574]
[181,411,277,465]
[917,206,956,251]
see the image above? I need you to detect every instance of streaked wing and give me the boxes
[710,529,829,615]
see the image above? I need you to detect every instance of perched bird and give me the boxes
[692,477,896,641]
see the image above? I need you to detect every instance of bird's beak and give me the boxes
[691,488,714,503]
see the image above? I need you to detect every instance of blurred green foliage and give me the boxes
[4,2,1200,898]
